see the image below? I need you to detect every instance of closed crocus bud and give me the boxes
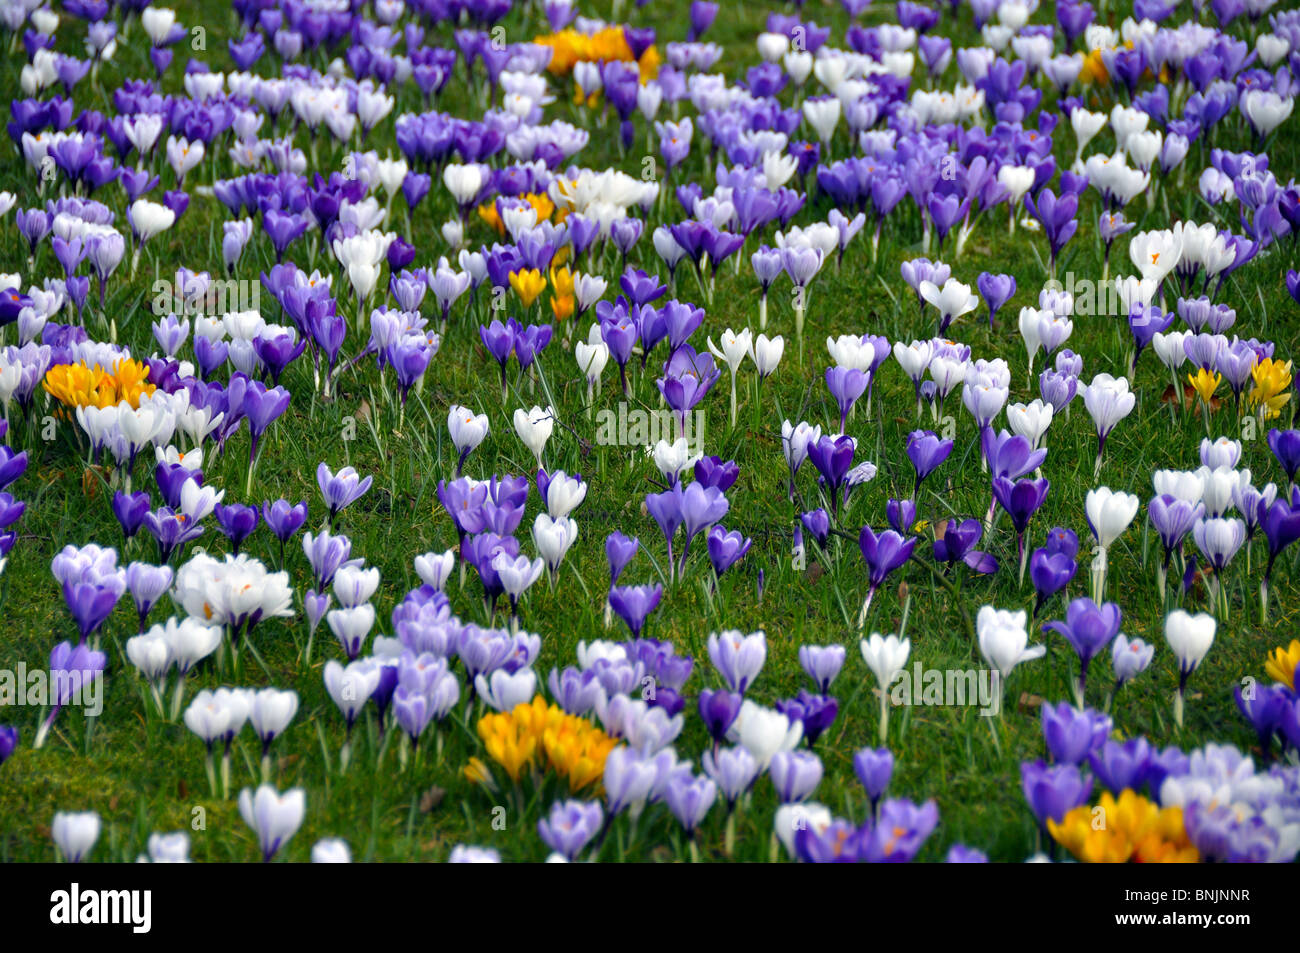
[323,659,379,731]
[1086,487,1139,549]
[707,630,767,693]
[447,404,488,465]
[544,471,587,519]
[333,564,380,608]
[750,333,784,378]
[533,513,578,575]
[725,699,802,769]
[977,605,1044,681]
[238,784,305,862]
[512,405,554,467]
[853,746,894,804]
[144,831,191,863]
[798,643,846,693]
[769,749,823,803]
[249,688,299,752]
[126,630,172,683]
[1165,610,1215,728]
[52,810,101,862]
[1165,610,1215,677]
[327,604,375,659]
[575,336,609,384]
[859,633,910,690]
[414,549,455,589]
[476,668,537,712]
[311,838,351,863]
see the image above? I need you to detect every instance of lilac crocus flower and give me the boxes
[798,644,846,693]
[112,490,151,541]
[36,641,107,748]
[853,746,893,815]
[537,800,603,860]
[317,463,372,527]
[698,688,744,746]
[825,366,869,432]
[707,525,751,577]
[1087,738,1151,793]
[933,518,998,574]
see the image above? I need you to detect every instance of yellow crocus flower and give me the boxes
[1248,357,1293,419]
[509,268,546,308]
[1188,367,1221,404]
[1265,639,1300,689]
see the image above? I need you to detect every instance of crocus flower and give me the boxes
[856,527,915,629]
[992,476,1050,584]
[977,272,1016,329]
[708,630,766,694]
[1085,487,1139,602]
[1043,598,1121,705]
[52,811,101,863]
[1041,702,1111,766]
[798,644,846,693]
[537,799,603,861]
[317,463,372,527]
[1165,610,1215,728]
[906,430,953,498]
[1020,760,1092,831]
[608,584,662,638]
[237,784,305,862]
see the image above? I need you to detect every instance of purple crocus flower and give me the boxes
[1261,500,1300,619]
[0,724,16,767]
[826,366,869,432]
[776,691,838,746]
[608,584,662,638]
[1043,597,1121,703]
[62,579,120,643]
[698,688,744,746]
[798,644,846,693]
[933,518,998,574]
[1019,759,1093,830]
[36,641,107,747]
[125,561,173,632]
[1268,429,1300,485]
[857,526,916,623]
[1087,737,1151,793]
[666,774,716,835]
[977,272,1016,329]
[605,531,639,586]
[214,502,259,555]
[1040,701,1111,765]
[1023,188,1078,269]
[807,434,856,517]
[112,489,151,541]
[1234,683,1288,756]
[853,746,893,814]
[706,525,751,577]
[906,430,953,497]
